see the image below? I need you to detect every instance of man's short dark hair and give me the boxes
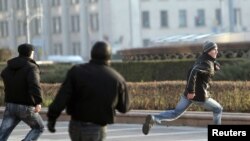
[91,41,111,61]
[18,43,34,57]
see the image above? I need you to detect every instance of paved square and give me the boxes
[3,121,207,141]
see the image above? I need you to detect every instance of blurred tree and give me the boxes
[0,48,12,62]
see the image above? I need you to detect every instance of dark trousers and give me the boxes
[69,120,107,141]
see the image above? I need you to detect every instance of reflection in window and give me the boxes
[71,0,79,5]
[32,0,40,8]
[52,17,62,34]
[16,0,25,10]
[143,39,150,47]
[179,9,187,27]
[54,43,63,55]
[31,18,41,35]
[90,13,99,32]
[142,11,150,28]
[160,10,168,27]
[195,9,205,27]
[0,21,8,37]
[233,8,241,26]
[71,15,80,32]
[0,0,8,11]
[72,42,81,55]
[215,9,222,26]
[51,0,60,7]
[17,20,26,36]
[89,0,98,3]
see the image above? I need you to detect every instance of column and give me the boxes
[7,0,17,52]
[62,0,70,55]
[41,0,50,59]
[80,0,90,61]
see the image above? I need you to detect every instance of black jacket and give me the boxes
[47,60,130,126]
[184,53,218,102]
[1,56,42,106]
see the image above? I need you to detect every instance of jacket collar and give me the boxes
[89,59,110,66]
[202,53,216,62]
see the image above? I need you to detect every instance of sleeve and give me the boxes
[27,65,43,105]
[116,80,130,113]
[47,67,74,121]
[186,62,210,93]
[214,60,221,71]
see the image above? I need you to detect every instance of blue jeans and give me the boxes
[154,95,223,124]
[69,120,107,141]
[0,103,44,141]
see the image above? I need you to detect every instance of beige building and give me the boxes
[0,0,250,60]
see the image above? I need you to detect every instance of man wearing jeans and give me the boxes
[0,43,44,141]
[142,41,223,135]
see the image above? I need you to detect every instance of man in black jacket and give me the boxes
[0,43,44,141]
[47,41,130,141]
[142,41,223,135]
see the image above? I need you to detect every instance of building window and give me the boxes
[16,0,25,10]
[143,39,150,47]
[89,0,98,3]
[51,0,60,7]
[142,11,150,28]
[52,17,62,34]
[71,0,79,5]
[195,9,205,27]
[234,8,242,26]
[72,42,81,55]
[17,20,26,36]
[31,18,41,35]
[0,0,8,11]
[54,43,63,55]
[31,0,40,8]
[160,10,168,27]
[215,9,222,26]
[179,9,187,27]
[90,13,99,32]
[0,21,8,37]
[71,15,80,32]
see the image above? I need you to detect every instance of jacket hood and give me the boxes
[7,57,36,70]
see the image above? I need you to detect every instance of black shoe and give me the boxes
[142,115,154,135]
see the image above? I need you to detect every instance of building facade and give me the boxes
[0,0,250,60]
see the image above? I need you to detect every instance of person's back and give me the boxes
[1,56,41,106]
[47,41,130,141]
[65,60,129,125]
[0,43,44,141]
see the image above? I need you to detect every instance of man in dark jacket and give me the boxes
[142,41,223,135]
[47,41,130,141]
[0,43,44,141]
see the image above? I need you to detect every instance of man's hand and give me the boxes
[187,93,195,100]
[34,104,41,113]
[47,120,56,133]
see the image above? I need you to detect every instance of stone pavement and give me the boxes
[1,107,250,126]
[1,121,208,141]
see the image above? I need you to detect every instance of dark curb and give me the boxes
[1,107,250,127]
